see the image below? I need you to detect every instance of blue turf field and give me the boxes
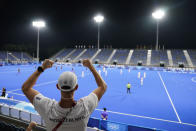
[0,64,196,131]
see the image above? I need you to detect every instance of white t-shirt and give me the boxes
[33,93,98,131]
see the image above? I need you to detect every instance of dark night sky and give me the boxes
[0,0,195,58]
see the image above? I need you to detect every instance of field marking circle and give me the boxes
[191,77,196,83]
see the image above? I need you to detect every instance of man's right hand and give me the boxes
[82,59,92,68]
[42,59,54,70]
[26,121,37,131]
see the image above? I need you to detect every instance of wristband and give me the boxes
[37,66,44,72]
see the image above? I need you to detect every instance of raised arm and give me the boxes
[83,59,107,101]
[22,59,54,104]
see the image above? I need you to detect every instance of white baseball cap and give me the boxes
[58,71,78,92]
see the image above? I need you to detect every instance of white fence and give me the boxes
[0,103,101,131]
[0,103,44,126]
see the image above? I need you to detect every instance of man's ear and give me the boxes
[74,84,78,91]
[56,84,60,90]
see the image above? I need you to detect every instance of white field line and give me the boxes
[157,71,182,123]
[0,96,27,103]
[0,69,34,73]
[7,80,58,93]
[191,77,196,83]
[95,109,196,127]
[181,122,196,127]
[7,92,25,96]
[1,67,35,71]
[0,67,34,70]
[95,109,179,124]
[34,80,58,87]
[7,89,23,93]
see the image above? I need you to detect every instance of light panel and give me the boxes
[94,15,104,23]
[152,10,165,20]
[32,21,45,28]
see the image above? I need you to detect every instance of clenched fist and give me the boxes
[82,59,92,68]
[42,59,54,70]
[26,121,37,131]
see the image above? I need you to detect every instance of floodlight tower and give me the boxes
[152,9,165,50]
[94,15,104,50]
[32,20,45,62]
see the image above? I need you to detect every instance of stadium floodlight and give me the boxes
[33,21,45,28]
[32,20,45,63]
[94,15,104,49]
[152,10,165,20]
[152,9,165,50]
[94,15,104,23]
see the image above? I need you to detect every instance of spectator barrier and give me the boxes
[0,98,161,131]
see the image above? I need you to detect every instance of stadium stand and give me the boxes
[171,50,188,67]
[21,53,33,61]
[50,48,196,68]
[110,49,129,64]
[8,54,17,61]
[50,48,65,60]
[77,49,97,61]
[0,51,8,61]
[53,48,73,60]
[93,49,113,64]
[187,50,196,67]
[11,52,33,61]
[130,50,147,66]
[68,49,84,60]
[0,51,33,62]
[11,52,22,60]
[151,50,169,66]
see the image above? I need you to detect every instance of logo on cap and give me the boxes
[63,81,67,85]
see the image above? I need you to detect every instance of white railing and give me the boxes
[0,103,44,126]
[0,103,101,131]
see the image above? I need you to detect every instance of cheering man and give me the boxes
[22,59,107,131]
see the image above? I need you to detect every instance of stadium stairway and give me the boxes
[167,50,173,66]
[90,49,101,62]
[73,49,87,62]
[63,49,76,60]
[106,49,116,64]
[146,50,151,66]
[125,50,133,64]
[183,50,193,67]
[25,52,33,60]
[9,53,20,61]
[50,48,65,60]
